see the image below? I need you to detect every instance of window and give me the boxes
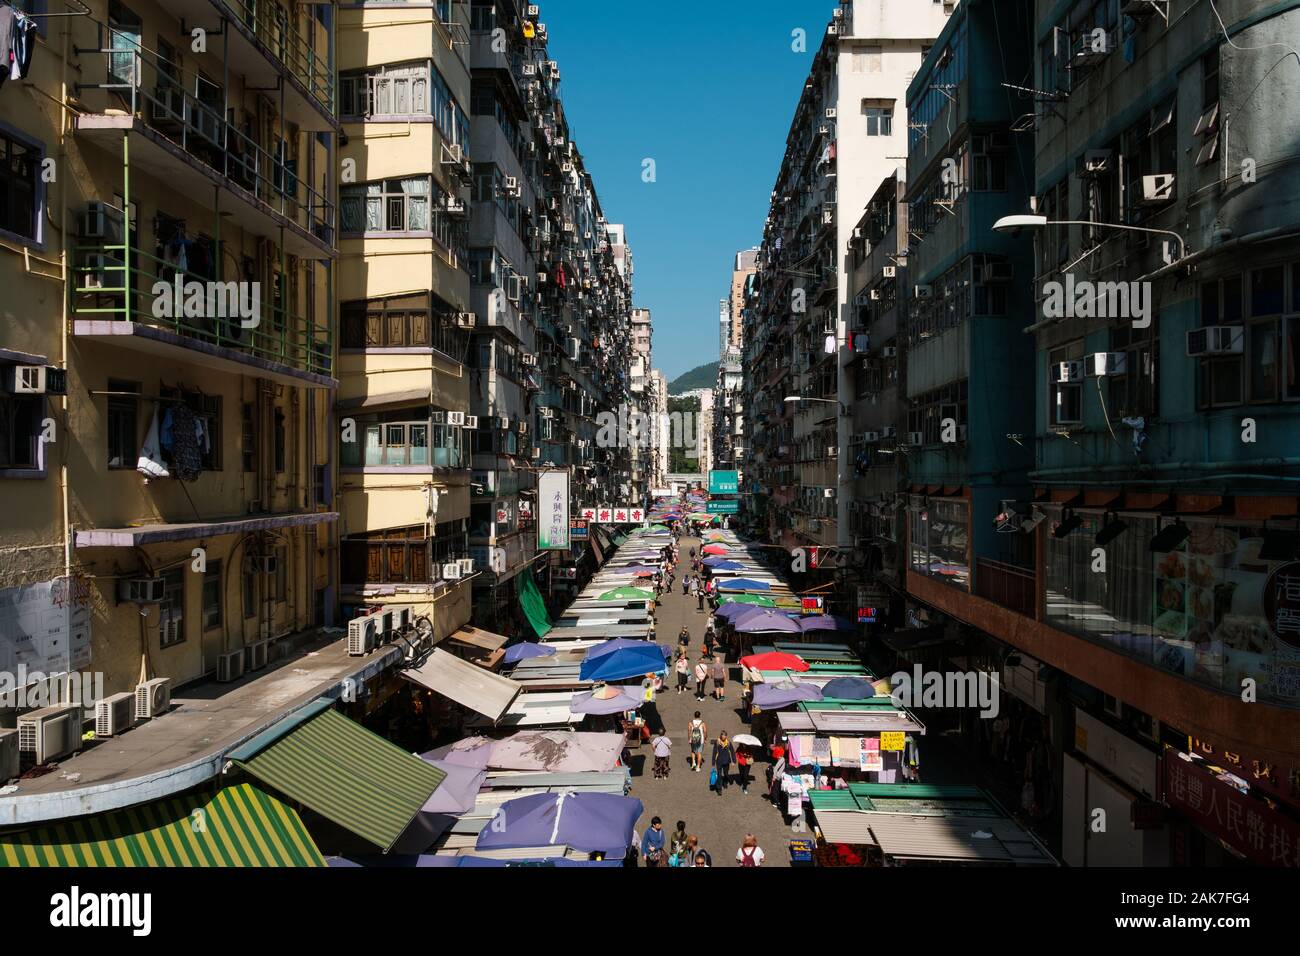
[241,402,256,472]
[242,564,257,619]
[340,62,429,118]
[159,567,184,647]
[0,391,40,470]
[202,559,222,631]
[276,545,288,602]
[341,177,431,233]
[864,106,893,137]
[158,386,221,470]
[907,497,970,589]
[274,408,286,472]
[341,520,468,587]
[340,292,469,358]
[0,129,40,241]
[1049,341,1085,426]
[1109,324,1158,418]
[1198,274,1244,408]
[107,380,139,468]
[341,410,463,469]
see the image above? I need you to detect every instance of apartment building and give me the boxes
[334,0,475,640]
[629,306,653,505]
[466,0,635,631]
[744,0,951,554]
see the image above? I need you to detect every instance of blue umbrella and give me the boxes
[584,638,672,661]
[580,644,670,682]
[734,610,802,635]
[703,559,746,570]
[752,681,824,709]
[822,677,876,700]
[798,615,857,634]
[475,791,644,857]
[503,642,557,664]
[719,578,772,591]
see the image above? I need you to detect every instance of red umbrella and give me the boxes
[701,544,728,555]
[632,570,654,578]
[740,651,810,672]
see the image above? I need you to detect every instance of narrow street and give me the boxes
[627,537,793,867]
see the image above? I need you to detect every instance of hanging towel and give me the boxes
[11,11,33,80]
[137,407,170,479]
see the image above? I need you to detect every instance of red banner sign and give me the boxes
[1163,754,1300,867]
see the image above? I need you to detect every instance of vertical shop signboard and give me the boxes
[537,470,570,551]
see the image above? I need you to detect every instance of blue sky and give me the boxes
[544,0,831,381]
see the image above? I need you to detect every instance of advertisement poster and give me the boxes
[0,580,92,677]
[537,470,570,551]
[708,470,739,495]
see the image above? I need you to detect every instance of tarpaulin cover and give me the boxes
[474,791,644,857]
[519,566,552,639]
[752,681,825,709]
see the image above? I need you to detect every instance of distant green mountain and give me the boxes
[668,361,719,394]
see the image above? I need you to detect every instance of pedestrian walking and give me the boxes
[674,651,690,693]
[682,835,700,866]
[697,587,706,611]
[711,731,735,796]
[681,575,689,596]
[711,655,726,701]
[678,626,691,652]
[689,547,696,560]
[693,656,710,700]
[651,731,672,779]
[736,745,753,794]
[736,834,765,868]
[641,673,665,735]
[702,629,716,659]
[641,817,666,867]
[669,821,689,867]
[687,712,707,771]
[693,850,712,868]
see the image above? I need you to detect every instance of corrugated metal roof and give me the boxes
[402,648,522,722]
[859,813,1055,865]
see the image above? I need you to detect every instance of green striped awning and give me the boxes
[0,784,324,867]
[233,708,446,852]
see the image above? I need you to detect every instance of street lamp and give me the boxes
[783,396,848,415]
[992,214,1186,261]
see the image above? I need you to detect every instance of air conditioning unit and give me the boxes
[823,488,835,498]
[521,353,538,367]
[464,415,479,429]
[80,201,124,241]
[442,562,462,580]
[447,411,466,426]
[0,729,17,782]
[250,554,277,575]
[17,705,83,764]
[458,557,474,575]
[880,346,898,359]
[119,577,165,604]
[518,421,530,435]
[523,63,537,76]
[2,364,47,396]
[913,284,933,299]
[387,606,412,634]
[1085,352,1128,376]
[1077,149,1113,177]
[906,431,924,446]
[347,616,377,656]
[496,416,510,430]
[454,312,475,327]
[1186,326,1244,356]
[862,431,881,443]
[1073,34,1110,67]
[431,411,447,425]
[881,426,897,439]
[1139,173,1176,205]
[135,677,171,719]
[1053,361,1084,384]
[825,108,837,119]
[94,692,136,737]
[217,649,245,683]
[561,162,574,174]
[372,608,394,643]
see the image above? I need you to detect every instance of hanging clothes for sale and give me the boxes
[9,8,33,80]
[136,407,170,480]
[169,403,202,481]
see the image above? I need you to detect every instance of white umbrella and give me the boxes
[731,733,762,748]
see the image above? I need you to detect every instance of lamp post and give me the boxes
[991,214,1186,261]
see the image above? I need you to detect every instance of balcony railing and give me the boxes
[219,0,334,115]
[75,45,334,244]
[71,240,332,377]
[975,557,1037,619]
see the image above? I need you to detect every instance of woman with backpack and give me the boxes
[711,731,735,796]
[736,834,765,868]
[687,712,707,771]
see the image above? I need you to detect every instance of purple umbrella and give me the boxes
[753,680,824,709]
[569,687,642,715]
[417,759,488,814]
[503,642,557,664]
[798,615,857,634]
[475,791,644,857]
[734,609,802,635]
[615,564,659,574]
[422,736,494,770]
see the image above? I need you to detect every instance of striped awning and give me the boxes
[0,784,324,867]
[232,707,446,852]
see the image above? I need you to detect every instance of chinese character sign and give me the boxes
[580,507,597,521]
[537,470,570,551]
[1265,562,1300,651]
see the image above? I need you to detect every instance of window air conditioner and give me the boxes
[119,577,165,604]
[447,411,466,426]
[79,202,125,242]
[906,431,924,446]
[458,558,474,575]
[17,705,83,764]
[1052,361,1084,383]
[135,677,171,719]
[881,426,897,439]
[880,346,898,359]
[862,431,880,443]
[465,415,479,429]
[1186,326,1244,356]
[2,365,47,395]
[825,108,837,119]
[95,692,136,737]
[496,416,510,430]
[442,562,462,580]
[913,284,933,299]
[1084,352,1128,376]
[1078,149,1112,176]
[217,649,245,683]
[430,411,447,425]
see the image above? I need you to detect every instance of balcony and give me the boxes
[73,47,334,259]
[340,420,466,472]
[70,240,333,386]
[974,558,1037,619]
[156,0,335,130]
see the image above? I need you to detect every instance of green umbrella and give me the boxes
[598,587,655,601]
[719,594,777,607]
[687,513,712,521]
[648,524,671,532]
